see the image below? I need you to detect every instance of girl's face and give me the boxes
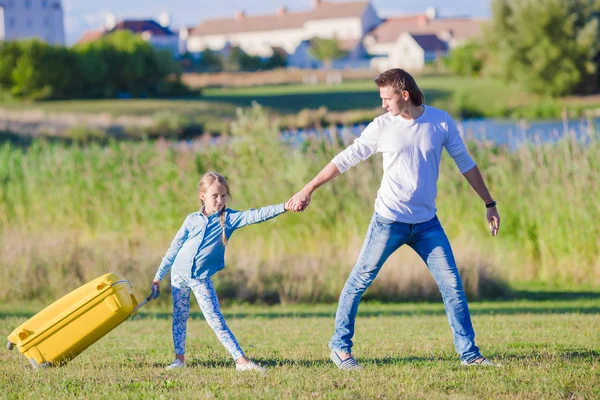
[201,182,228,215]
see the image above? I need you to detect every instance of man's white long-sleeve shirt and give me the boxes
[332,105,476,224]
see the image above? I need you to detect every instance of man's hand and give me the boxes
[152,279,160,291]
[288,187,312,212]
[487,206,500,236]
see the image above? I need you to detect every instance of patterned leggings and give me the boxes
[171,274,245,360]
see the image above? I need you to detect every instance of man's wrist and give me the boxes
[304,183,315,195]
[485,200,497,208]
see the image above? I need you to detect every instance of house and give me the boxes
[371,32,448,71]
[288,37,370,69]
[0,0,65,45]
[77,13,180,58]
[185,0,382,68]
[364,8,484,71]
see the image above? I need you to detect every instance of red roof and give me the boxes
[189,1,369,36]
[77,29,104,44]
[370,15,484,44]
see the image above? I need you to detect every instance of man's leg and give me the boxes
[408,216,481,363]
[329,212,408,356]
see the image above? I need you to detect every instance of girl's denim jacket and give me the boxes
[154,203,286,281]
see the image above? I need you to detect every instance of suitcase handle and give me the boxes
[130,285,160,315]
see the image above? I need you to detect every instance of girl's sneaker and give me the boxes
[166,359,185,369]
[236,360,265,372]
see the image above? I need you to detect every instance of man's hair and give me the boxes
[374,68,424,106]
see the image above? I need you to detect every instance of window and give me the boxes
[9,18,15,27]
[27,17,32,27]
[25,0,31,8]
[42,0,48,7]
[43,16,50,26]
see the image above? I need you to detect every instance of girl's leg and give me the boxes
[171,274,192,361]
[189,277,245,362]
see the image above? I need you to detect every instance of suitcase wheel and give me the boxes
[6,341,14,350]
[29,358,52,369]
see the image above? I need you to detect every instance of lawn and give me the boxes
[2,75,599,122]
[0,76,539,116]
[2,299,598,399]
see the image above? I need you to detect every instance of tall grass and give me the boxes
[0,105,598,303]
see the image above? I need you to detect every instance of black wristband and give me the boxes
[485,200,497,208]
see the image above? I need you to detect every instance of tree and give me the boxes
[308,37,348,69]
[264,50,287,70]
[444,39,485,77]
[198,48,223,72]
[483,0,600,96]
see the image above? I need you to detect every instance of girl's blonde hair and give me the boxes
[197,172,231,245]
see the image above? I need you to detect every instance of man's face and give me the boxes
[379,86,407,116]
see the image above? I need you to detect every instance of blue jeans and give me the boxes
[329,212,481,362]
[171,274,245,361]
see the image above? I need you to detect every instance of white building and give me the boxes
[185,0,382,68]
[364,10,484,71]
[0,0,65,45]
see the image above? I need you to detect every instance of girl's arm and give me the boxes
[227,203,287,230]
[153,216,190,282]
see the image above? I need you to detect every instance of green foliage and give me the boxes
[484,0,600,96]
[0,32,184,100]
[73,31,183,98]
[444,40,485,77]
[0,107,599,304]
[263,50,287,69]
[0,41,22,89]
[197,48,223,72]
[224,46,263,72]
[7,40,78,100]
[308,37,348,67]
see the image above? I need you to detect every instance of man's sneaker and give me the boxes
[461,357,500,367]
[165,359,185,369]
[330,350,363,370]
[236,360,265,372]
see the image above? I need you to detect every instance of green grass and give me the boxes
[1,300,599,399]
[3,76,600,138]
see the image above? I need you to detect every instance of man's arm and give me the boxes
[289,163,341,212]
[462,166,500,236]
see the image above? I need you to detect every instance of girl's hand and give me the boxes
[152,279,160,291]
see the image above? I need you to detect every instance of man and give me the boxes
[288,68,500,369]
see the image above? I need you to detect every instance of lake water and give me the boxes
[281,117,598,150]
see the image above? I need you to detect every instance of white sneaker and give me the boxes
[235,360,265,372]
[165,359,185,369]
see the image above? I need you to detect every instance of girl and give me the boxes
[152,172,290,371]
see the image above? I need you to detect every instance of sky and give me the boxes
[62,0,492,45]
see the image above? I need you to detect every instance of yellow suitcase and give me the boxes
[6,272,159,368]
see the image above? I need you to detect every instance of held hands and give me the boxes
[487,206,500,236]
[286,187,312,213]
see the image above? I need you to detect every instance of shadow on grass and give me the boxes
[511,290,600,301]
[2,303,600,321]
[134,349,600,369]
